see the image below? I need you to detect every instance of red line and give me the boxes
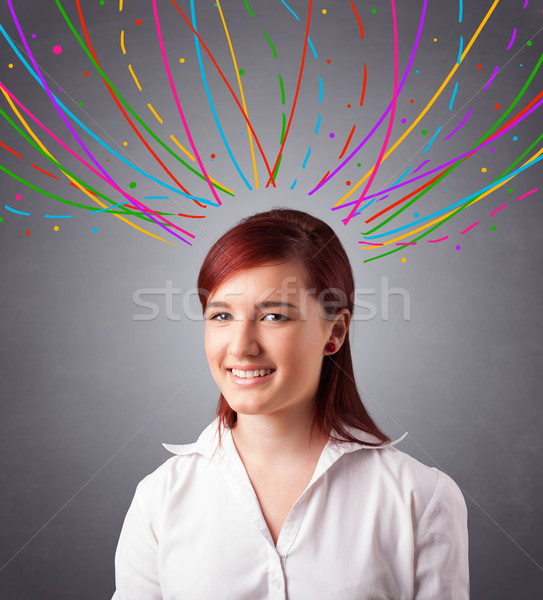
[31,163,60,180]
[168,0,275,186]
[350,1,364,39]
[177,213,206,218]
[338,124,356,159]
[360,62,367,107]
[266,0,313,187]
[316,170,331,187]
[69,182,97,194]
[75,0,202,205]
[0,139,23,159]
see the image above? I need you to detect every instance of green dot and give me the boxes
[99,0,105,5]
[357,162,361,167]
[527,41,532,47]
[239,69,245,75]
[507,188,513,193]
[421,129,427,135]
[129,182,137,189]
[79,101,84,106]
[0,216,4,223]
[371,8,377,13]
[491,225,497,231]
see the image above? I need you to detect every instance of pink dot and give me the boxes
[31,34,37,39]
[16,194,22,200]
[401,118,407,123]
[490,148,495,152]
[53,45,62,54]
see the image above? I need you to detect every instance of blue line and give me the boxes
[314,113,322,134]
[91,201,130,213]
[144,196,169,199]
[457,36,463,65]
[392,166,412,187]
[458,0,463,22]
[4,205,30,215]
[281,0,299,20]
[354,198,376,215]
[0,25,213,204]
[318,76,323,103]
[190,1,251,190]
[302,147,311,168]
[307,37,317,59]
[423,126,441,154]
[43,214,74,218]
[362,154,543,239]
[290,178,298,189]
[449,81,458,110]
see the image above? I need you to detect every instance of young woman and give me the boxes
[112,208,469,599]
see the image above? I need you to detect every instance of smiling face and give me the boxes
[204,261,339,421]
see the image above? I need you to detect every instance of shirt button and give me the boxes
[274,579,282,590]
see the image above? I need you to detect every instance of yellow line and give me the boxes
[216,0,259,188]
[147,102,163,124]
[0,87,175,245]
[128,64,142,91]
[335,0,501,208]
[169,135,234,194]
[119,0,123,12]
[120,30,126,55]
[360,146,543,250]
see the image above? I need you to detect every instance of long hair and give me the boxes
[197,208,390,453]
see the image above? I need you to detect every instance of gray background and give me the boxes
[1,0,542,597]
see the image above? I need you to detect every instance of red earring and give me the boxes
[326,342,336,353]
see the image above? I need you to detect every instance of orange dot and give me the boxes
[477,65,482,70]
[136,19,142,25]
[25,230,30,235]
[326,59,331,64]
[210,153,216,159]
[346,181,351,186]
[494,103,501,110]
[84,71,89,77]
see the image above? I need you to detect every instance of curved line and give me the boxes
[350,1,364,39]
[318,76,323,103]
[5,205,30,215]
[266,0,312,186]
[307,38,317,59]
[314,113,322,134]
[243,0,257,18]
[360,61,367,106]
[489,204,507,216]
[443,109,472,140]
[517,188,537,201]
[147,103,163,124]
[279,73,286,104]
[483,66,499,91]
[456,35,463,65]
[281,0,299,20]
[120,29,126,54]
[152,0,221,206]
[422,125,441,153]
[128,64,142,91]
[280,112,286,144]
[328,0,498,204]
[344,0,398,224]
[189,1,251,190]
[448,81,458,110]
[338,125,356,159]
[168,0,275,185]
[0,139,23,159]
[506,28,517,50]
[216,0,258,188]
[262,29,277,58]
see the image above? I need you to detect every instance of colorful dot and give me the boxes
[433,38,437,42]
[329,132,335,138]
[527,41,532,47]
[410,99,414,103]
[123,141,128,146]
[0,217,3,223]
[322,9,327,14]
[53,45,62,54]
[78,101,84,106]
[54,226,59,231]
[421,129,427,135]
[136,19,142,25]
[491,226,497,231]
[494,103,501,109]
[84,71,89,77]
[356,162,361,167]
[210,153,216,159]
[31,34,37,38]
[477,64,482,70]
[179,58,185,63]
[346,181,351,186]
[513,136,518,141]
[401,118,407,124]
[507,188,513,193]
[520,64,523,67]
[326,59,331,64]
[490,148,495,152]
[401,257,407,263]
[347,104,351,108]
[456,245,461,250]
[25,230,30,235]
[129,182,136,189]
[15,194,22,200]
[92,227,98,233]
[371,8,377,14]
[99,0,105,5]
[481,167,487,172]
[413,212,419,218]
[239,69,245,75]
[415,70,419,74]
[8,63,13,69]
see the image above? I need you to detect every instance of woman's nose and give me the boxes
[228,318,260,357]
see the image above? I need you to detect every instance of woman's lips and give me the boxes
[227,369,276,386]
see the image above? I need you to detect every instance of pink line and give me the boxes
[517,188,538,201]
[358,241,384,246]
[489,203,507,216]
[0,80,196,240]
[444,109,472,140]
[428,236,449,243]
[506,28,517,50]
[344,0,398,225]
[152,0,221,206]
[460,221,479,234]
[483,66,499,91]
[396,242,417,245]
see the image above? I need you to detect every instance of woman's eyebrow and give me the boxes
[256,300,299,310]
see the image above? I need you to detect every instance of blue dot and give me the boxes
[413,212,419,218]
[513,136,518,141]
[445,188,449,191]
[241,131,244,135]
[520,64,523,67]
[92,227,98,233]
[415,70,419,74]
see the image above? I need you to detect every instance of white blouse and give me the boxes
[112,418,469,599]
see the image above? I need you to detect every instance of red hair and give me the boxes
[197,208,390,452]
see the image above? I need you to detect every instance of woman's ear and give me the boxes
[328,308,351,349]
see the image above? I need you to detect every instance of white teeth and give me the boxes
[231,368,273,378]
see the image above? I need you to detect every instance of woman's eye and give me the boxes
[210,312,231,321]
[262,313,289,322]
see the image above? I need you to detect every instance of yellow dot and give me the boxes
[179,58,185,63]
[401,257,407,263]
[434,38,437,42]
[54,225,59,231]
[322,9,327,14]
[481,167,487,172]
[9,63,14,68]
[123,141,128,146]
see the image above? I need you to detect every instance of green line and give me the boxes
[54,0,233,197]
[280,112,286,145]
[278,73,285,105]
[243,0,257,18]
[498,132,543,179]
[0,163,174,222]
[262,29,277,59]
[272,153,282,180]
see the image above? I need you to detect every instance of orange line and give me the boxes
[350,0,364,39]
[338,124,356,159]
[31,163,60,179]
[0,139,23,159]
[360,62,367,107]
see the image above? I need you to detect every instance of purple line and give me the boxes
[506,28,517,50]
[483,66,499,91]
[5,0,190,245]
[308,0,428,195]
[412,159,431,174]
[523,0,529,9]
[332,97,543,210]
[443,109,472,141]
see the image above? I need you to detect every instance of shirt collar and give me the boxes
[162,417,407,459]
